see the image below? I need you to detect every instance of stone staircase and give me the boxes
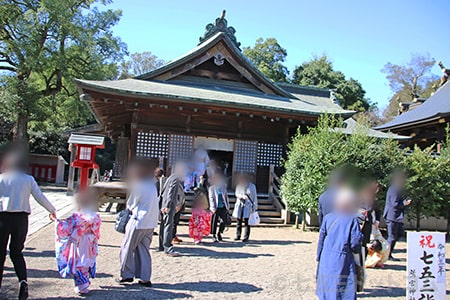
[180,192,285,225]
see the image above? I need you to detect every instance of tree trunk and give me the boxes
[13,111,29,150]
[302,211,307,231]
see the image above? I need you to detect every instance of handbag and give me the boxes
[248,211,260,226]
[247,193,260,226]
[225,212,232,226]
[115,208,132,234]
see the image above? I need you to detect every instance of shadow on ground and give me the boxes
[381,263,406,271]
[178,246,273,259]
[360,286,405,298]
[3,266,112,280]
[152,281,263,293]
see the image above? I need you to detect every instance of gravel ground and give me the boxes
[1,213,449,300]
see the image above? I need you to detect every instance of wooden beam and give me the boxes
[130,110,139,158]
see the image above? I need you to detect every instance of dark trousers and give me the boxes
[158,213,164,251]
[173,206,184,237]
[211,207,227,236]
[0,212,29,287]
[236,210,250,240]
[236,218,250,240]
[161,210,176,253]
[386,221,403,256]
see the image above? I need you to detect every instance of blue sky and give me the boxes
[104,0,450,110]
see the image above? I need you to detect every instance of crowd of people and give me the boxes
[0,145,413,300]
[316,170,412,300]
[117,159,259,289]
[0,146,260,298]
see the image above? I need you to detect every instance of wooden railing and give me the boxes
[268,164,290,224]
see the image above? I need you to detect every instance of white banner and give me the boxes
[407,231,446,300]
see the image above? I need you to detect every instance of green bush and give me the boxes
[282,115,450,231]
[281,115,403,215]
[403,144,450,230]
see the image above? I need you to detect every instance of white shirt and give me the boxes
[0,171,56,213]
[127,180,159,229]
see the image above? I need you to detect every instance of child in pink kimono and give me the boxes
[55,190,101,295]
[189,192,212,244]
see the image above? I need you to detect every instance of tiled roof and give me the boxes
[376,82,450,130]
[76,78,354,117]
[68,133,105,146]
[336,118,410,140]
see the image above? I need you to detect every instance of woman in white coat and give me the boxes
[233,174,257,242]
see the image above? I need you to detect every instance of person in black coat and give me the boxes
[383,172,412,260]
[359,181,381,258]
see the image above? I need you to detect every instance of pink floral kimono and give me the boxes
[189,209,212,243]
[55,211,101,291]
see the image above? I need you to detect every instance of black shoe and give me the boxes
[234,237,241,241]
[116,277,134,284]
[18,281,28,300]
[217,233,223,241]
[242,238,249,242]
[212,235,218,243]
[138,280,152,288]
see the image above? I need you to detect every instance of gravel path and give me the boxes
[1,213,449,300]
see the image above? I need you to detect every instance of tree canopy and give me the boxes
[281,115,450,230]
[281,115,402,216]
[118,51,165,79]
[292,55,370,111]
[243,37,289,82]
[381,53,439,119]
[0,0,127,145]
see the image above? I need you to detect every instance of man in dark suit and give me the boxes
[383,172,412,260]
[159,162,186,257]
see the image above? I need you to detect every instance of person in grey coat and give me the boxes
[160,162,186,257]
[209,173,230,242]
[233,174,258,242]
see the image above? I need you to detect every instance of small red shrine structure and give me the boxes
[68,133,105,191]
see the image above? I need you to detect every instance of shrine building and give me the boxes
[75,12,353,192]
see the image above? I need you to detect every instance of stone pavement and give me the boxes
[28,186,75,236]
[2,209,448,299]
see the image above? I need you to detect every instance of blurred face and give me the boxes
[238,174,249,185]
[394,174,406,188]
[335,188,358,214]
[174,162,187,179]
[76,189,97,209]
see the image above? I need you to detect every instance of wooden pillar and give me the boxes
[66,144,76,196]
[186,115,192,133]
[268,164,274,195]
[115,137,129,179]
[436,124,446,153]
[130,110,139,159]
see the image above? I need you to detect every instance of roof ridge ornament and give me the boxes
[198,10,241,50]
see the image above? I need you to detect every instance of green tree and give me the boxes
[243,37,289,82]
[403,145,450,231]
[381,53,439,120]
[292,55,370,111]
[0,0,126,145]
[281,115,404,227]
[118,51,165,79]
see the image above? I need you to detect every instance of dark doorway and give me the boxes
[208,150,233,184]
